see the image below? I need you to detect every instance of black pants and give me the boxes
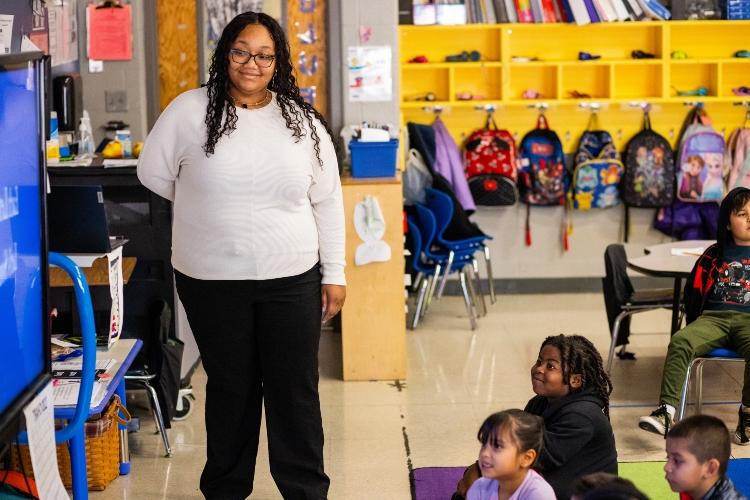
[175,265,329,500]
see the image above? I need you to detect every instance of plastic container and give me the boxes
[115,129,132,158]
[349,139,399,178]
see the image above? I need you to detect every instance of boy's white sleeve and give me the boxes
[308,119,346,286]
[136,97,186,202]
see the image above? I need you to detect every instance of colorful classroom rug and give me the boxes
[411,459,750,500]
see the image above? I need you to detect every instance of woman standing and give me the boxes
[137,12,345,500]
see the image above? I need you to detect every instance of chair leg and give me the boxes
[425,264,441,313]
[696,360,705,415]
[411,277,429,330]
[678,360,696,422]
[436,250,455,299]
[142,380,173,457]
[607,310,634,374]
[459,267,478,330]
[412,271,424,292]
[470,260,487,317]
[483,245,496,304]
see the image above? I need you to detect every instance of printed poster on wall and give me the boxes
[347,46,392,102]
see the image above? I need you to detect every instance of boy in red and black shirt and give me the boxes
[640,187,750,444]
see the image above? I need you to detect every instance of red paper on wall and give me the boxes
[87,4,132,61]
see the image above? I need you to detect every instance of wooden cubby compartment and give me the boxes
[400,26,501,64]
[561,63,610,100]
[508,64,557,101]
[721,61,750,98]
[670,63,719,97]
[612,63,662,99]
[669,23,749,59]
[454,65,502,101]
[401,67,450,103]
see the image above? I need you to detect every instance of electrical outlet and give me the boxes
[105,90,128,113]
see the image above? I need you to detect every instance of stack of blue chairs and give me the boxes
[407,188,494,330]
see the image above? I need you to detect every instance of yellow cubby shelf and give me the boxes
[399,21,750,153]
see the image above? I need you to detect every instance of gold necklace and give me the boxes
[231,89,272,110]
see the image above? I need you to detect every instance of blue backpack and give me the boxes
[570,116,624,210]
[518,115,570,249]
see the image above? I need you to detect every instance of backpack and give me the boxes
[464,115,518,206]
[518,115,569,248]
[726,126,750,190]
[676,108,726,203]
[518,115,567,206]
[622,111,675,208]
[570,115,624,210]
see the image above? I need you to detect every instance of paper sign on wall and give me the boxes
[87,4,132,60]
[347,46,392,103]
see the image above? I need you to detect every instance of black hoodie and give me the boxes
[524,387,618,500]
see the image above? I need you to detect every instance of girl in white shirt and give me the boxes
[137,11,344,500]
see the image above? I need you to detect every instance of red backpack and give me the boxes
[464,115,518,206]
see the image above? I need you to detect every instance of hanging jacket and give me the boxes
[524,387,618,500]
[432,118,477,213]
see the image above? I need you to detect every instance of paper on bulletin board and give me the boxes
[107,246,123,346]
[87,4,132,60]
[347,46,392,102]
[48,0,78,67]
[23,383,70,500]
[0,15,13,55]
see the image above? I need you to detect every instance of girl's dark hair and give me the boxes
[203,11,337,165]
[717,187,750,257]
[541,334,613,418]
[477,409,544,465]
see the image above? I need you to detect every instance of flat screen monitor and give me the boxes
[0,52,50,442]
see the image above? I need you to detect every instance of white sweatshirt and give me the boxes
[137,88,346,285]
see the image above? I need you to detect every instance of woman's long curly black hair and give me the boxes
[203,11,337,166]
[541,334,613,419]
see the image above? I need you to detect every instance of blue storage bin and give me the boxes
[349,139,399,178]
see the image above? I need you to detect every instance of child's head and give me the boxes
[476,409,544,481]
[718,187,750,253]
[664,415,730,497]
[531,334,613,417]
[571,473,648,500]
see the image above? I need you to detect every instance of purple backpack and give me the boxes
[676,110,725,203]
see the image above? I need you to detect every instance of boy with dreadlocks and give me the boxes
[453,335,616,500]
[525,334,618,500]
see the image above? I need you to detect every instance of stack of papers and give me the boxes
[51,359,115,407]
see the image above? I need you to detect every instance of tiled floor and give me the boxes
[91,293,750,499]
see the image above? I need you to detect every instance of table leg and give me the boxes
[116,381,130,475]
[69,428,88,499]
[671,277,683,335]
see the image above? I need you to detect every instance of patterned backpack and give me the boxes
[464,115,518,206]
[622,111,675,208]
[570,114,624,210]
[676,107,725,203]
[726,125,750,190]
[518,114,569,248]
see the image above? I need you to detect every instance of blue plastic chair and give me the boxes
[425,188,495,304]
[19,252,96,499]
[409,209,481,330]
[677,347,744,421]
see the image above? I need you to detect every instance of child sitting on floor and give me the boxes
[466,409,555,500]
[665,415,746,500]
[639,187,750,442]
[525,334,618,499]
[454,335,617,500]
[570,473,647,500]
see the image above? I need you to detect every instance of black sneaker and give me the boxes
[639,404,674,437]
[735,407,750,445]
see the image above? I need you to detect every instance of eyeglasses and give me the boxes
[229,48,275,68]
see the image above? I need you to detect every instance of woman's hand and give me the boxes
[321,285,346,323]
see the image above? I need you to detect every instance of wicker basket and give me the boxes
[12,395,131,491]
